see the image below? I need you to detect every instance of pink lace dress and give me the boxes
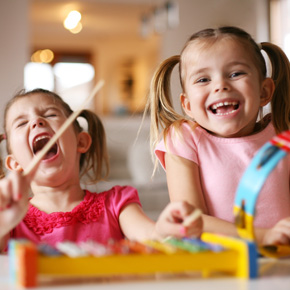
[11,186,141,246]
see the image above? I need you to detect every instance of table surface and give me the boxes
[1,255,290,290]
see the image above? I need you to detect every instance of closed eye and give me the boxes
[43,108,61,118]
[16,120,28,128]
[44,114,57,118]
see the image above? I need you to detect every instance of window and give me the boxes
[270,0,290,59]
[24,52,95,111]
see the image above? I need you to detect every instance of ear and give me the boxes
[77,131,92,153]
[180,93,194,119]
[5,155,23,172]
[260,78,275,107]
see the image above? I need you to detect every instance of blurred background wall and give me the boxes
[0,0,277,126]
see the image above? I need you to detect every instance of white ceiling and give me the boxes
[30,0,157,42]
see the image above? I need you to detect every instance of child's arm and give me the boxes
[0,171,31,252]
[119,201,202,241]
[165,153,208,213]
[164,153,246,237]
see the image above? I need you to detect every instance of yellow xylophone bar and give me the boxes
[38,250,238,277]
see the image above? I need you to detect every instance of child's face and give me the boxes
[5,94,80,182]
[180,37,271,138]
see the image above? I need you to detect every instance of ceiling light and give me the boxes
[64,10,82,30]
[69,22,83,34]
[31,49,54,63]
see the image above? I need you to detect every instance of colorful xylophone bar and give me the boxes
[8,232,258,288]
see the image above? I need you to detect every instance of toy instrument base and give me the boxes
[9,233,258,288]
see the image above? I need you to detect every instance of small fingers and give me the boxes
[263,218,290,245]
[163,201,203,238]
[10,171,27,201]
[166,201,197,220]
[265,232,290,246]
[0,171,28,210]
[0,179,13,210]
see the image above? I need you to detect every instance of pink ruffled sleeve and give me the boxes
[106,185,142,218]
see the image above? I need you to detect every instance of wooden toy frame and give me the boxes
[9,233,258,288]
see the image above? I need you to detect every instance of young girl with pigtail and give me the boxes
[147,26,290,245]
[0,88,202,252]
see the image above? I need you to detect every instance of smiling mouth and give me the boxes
[33,135,58,160]
[209,101,239,116]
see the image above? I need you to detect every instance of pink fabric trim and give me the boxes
[23,191,105,235]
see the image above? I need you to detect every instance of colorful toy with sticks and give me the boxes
[9,233,258,288]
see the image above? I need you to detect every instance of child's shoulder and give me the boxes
[165,119,201,141]
[92,185,141,211]
[93,185,140,202]
[168,119,199,133]
[94,185,138,195]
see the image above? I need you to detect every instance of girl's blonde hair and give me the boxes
[146,26,290,165]
[0,88,109,182]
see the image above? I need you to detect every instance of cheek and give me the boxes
[60,130,79,152]
[9,133,29,158]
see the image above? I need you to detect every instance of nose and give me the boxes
[214,77,229,93]
[31,117,45,129]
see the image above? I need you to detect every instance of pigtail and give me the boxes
[261,42,290,133]
[146,55,185,160]
[0,134,6,179]
[78,110,109,183]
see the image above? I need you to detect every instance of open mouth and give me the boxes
[32,135,58,160]
[209,101,239,116]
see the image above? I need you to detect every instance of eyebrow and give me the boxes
[10,113,28,126]
[187,61,252,78]
[227,61,252,69]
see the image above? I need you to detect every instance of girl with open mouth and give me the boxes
[0,88,202,252]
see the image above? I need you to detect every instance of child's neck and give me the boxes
[29,183,86,214]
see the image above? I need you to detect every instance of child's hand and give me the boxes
[262,217,290,245]
[0,171,31,238]
[154,201,203,240]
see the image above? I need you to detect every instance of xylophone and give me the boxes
[9,233,258,288]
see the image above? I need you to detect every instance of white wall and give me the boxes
[161,0,269,58]
[0,0,29,130]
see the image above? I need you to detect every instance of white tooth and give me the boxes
[34,135,50,144]
[216,109,236,116]
[211,101,238,110]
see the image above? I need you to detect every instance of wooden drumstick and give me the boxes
[182,208,202,227]
[23,79,105,176]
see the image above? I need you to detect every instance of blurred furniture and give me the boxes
[82,115,169,220]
